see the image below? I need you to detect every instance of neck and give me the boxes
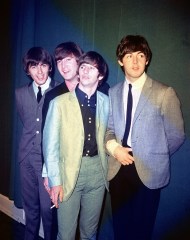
[126,72,145,83]
[78,84,98,98]
[65,79,79,92]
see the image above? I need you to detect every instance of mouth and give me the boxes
[37,76,45,80]
[81,75,89,80]
[63,70,69,74]
[132,67,139,70]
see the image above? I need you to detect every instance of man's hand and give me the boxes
[114,145,134,165]
[50,185,63,208]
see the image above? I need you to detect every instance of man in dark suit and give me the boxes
[15,47,59,240]
[105,35,185,240]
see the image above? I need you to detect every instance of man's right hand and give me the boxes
[114,145,134,165]
[50,185,63,208]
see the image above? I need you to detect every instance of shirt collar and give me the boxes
[75,84,97,106]
[125,72,147,90]
[33,76,51,93]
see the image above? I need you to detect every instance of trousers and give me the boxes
[57,155,105,240]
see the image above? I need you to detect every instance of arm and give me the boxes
[105,92,134,165]
[162,87,185,155]
[15,89,24,124]
[43,100,64,206]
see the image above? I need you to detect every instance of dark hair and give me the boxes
[116,35,152,63]
[23,47,52,73]
[78,51,108,85]
[54,42,83,64]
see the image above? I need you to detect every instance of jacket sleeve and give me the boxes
[43,99,62,187]
[162,87,185,155]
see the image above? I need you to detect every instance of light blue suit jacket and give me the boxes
[106,76,185,189]
[43,90,109,201]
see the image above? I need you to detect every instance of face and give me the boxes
[57,55,78,82]
[78,63,103,89]
[28,62,50,85]
[118,51,148,82]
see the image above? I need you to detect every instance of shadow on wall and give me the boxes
[153,137,190,240]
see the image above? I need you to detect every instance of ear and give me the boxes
[118,60,123,66]
[98,75,103,81]
[145,61,149,65]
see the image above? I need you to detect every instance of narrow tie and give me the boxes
[37,86,42,103]
[122,84,133,147]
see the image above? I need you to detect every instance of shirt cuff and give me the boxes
[106,139,121,157]
[42,164,47,177]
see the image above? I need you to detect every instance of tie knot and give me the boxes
[128,84,132,90]
[38,86,41,91]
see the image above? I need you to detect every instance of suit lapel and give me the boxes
[68,91,84,130]
[28,82,37,103]
[115,82,126,138]
[49,79,57,89]
[132,77,152,125]
[96,92,104,130]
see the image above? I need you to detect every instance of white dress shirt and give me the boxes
[106,73,147,156]
[33,76,51,98]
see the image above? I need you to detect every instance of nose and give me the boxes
[61,60,70,72]
[37,65,43,73]
[132,55,138,64]
[83,66,90,74]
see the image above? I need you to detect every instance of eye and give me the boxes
[30,65,36,69]
[79,65,87,71]
[57,60,61,64]
[126,54,132,59]
[138,53,145,58]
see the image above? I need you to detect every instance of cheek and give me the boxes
[123,65,130,72]
[139,62,147,69]
[78,71,82,77]
[92,73,99,81]
[122,62,130,69]
[57,64,62,71]
[42,70,49,77]
[72,65,78,73]
[28,71,35,78]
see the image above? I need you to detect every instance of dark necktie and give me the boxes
[122,84,133,147]
[37,86,42,103]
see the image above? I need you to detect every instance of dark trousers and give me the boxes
[20,152,57,240]
[109,164,160,240]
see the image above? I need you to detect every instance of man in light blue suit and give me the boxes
[43,51,109,240]
[105,35,185,240]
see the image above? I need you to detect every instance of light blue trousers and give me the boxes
[57,155,106,240]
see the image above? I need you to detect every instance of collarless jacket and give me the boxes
[43,90,109,201]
